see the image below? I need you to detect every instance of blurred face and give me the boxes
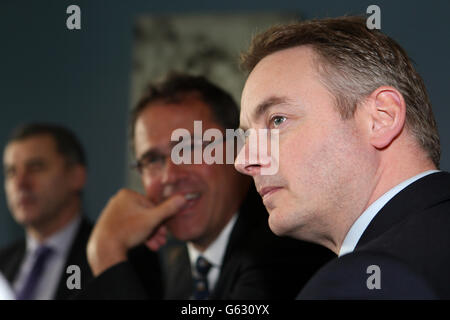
[235,47,376,245]
[134,97,248,248]
[3,135,81,229]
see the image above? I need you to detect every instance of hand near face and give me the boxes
[87,189,186,276]
[145,225,169,251]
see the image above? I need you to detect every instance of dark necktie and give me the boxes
[193,256,212,300]
[16,245,53,300]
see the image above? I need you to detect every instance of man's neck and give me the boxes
[365,162,436,213]
[334,164,437,255]
[27,201,81,243]
[191,212,237,253]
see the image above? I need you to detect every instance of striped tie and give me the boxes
[193,256,212,300]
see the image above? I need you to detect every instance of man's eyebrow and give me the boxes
[137,140,184,160]
[137,149,159,161]
[26,157,46,164]
[239,96,291,131]
[252,96,291,121]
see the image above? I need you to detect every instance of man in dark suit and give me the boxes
[0,123,93,299]
[234,16,450,298]
[83,73,333,299]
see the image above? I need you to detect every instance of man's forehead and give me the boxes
[138,99,217,130]
[240,46,316,128]
[4,135,57,163]
[134,102,224,155]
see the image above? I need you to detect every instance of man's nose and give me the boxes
[234,139,262,177]
[11,169,31,190]
[235,129,276,177]
[161,158,187,185]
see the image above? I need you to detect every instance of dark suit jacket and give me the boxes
[78,186,335,300]
[299,171,450,299]
[0,217,93,300]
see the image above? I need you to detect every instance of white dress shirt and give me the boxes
[13,215,82,300]
[339,170,440,257]
[187,213,238,294]
[0,273,14,300]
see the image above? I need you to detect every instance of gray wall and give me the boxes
[1,0,449,247]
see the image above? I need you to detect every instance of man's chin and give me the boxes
[170,231,200,243]
[167,222,201,243]
[13,211,37,226]
[267,210,290,237]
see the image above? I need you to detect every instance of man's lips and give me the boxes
[258,187,283,200]
[165,192,202,216]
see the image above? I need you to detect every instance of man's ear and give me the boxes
[69,164,87,192]
[366,86,406,149]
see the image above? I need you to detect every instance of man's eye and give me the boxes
[4,167,15,179]
[271,116,286,128]
[146,155,164,164]
[29,162,45,172]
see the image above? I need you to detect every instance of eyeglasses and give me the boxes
[131,138,228,175]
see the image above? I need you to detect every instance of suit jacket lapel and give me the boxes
[163,245,192,299]
[210,214,246,299]
[54,217,93,299]
[1,240,26,283]
[211,185,266,298]
[356,171,450,249]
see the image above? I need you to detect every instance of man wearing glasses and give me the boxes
[82,73,333,299]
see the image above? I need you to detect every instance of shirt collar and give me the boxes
[187,213,238,269]
[26,214,82,256]
[339,170,440,257]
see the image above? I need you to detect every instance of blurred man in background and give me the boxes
[0,123,93,299]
